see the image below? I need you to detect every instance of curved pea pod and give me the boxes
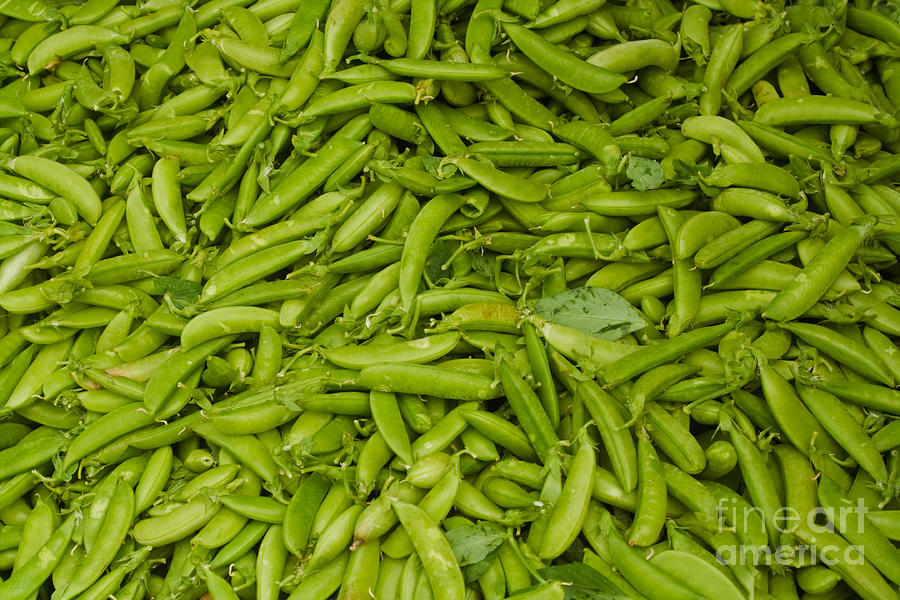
[711,187,797,222]
[144,335,236,415]
[330,181,405,253]
[282,473,331,557]
[538,438,594,559]
[7,155,102,225]
[132,495,220,546]
[796,385,889,484]
[682,115,765,164]
[27,25,125,74]
[759,363,843,459]
[58,479,134,600]
[0,516,75,600]
[0,428,66,481]
[602,322,735,388]
[763,224,866,322]
[586,39,678,73]
[241,138,363,228]
[597,509,704,600]
[650,550,744,600]
[577,380,637,492]
[61,403,155,471]
[781,321,893,386]
[324,332,461,369]
[453,157,549,204]
[359,362,501,401]
[645,405,706,475]
[181,307,280,350]
[755,96,892,127]
[390,500,465,600]
[673,211,741,259]
[583,189,695,216]
[501,22,626,94]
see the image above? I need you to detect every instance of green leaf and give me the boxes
[539,563,628,600]
[532,287,647,341]
[152,276,202,309]
[445,523,506,582]
[424,239,458,284]
[626,156,663,191]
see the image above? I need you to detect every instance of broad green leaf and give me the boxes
[152,276,202,309]
[445,523,506,581]
[532,287,647,341]
[626,156,663,191]
[539,563,628,600]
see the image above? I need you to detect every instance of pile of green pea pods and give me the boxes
[0,0,899,597]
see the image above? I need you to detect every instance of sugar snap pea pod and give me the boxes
[279,0,329,61]
[360,363,501,400]
[607,94,672,136]
[796,385,888,485]
[7,156,101,225]
[586,39,678,73]
[181,308,280,350]
[582,189,695,216]
[627,431,667,547]
[331,182,405,253]
[326,331,461,370]
[371,57,504,82]
[478,77,560,130]
[759,364,843,459]
[134,446,173,515]
[494,359,551,452]
[737,119,834,165]
[87,250,182,286]
[673,211,741,259]
[792,520,895,599]
[501,22,626,94]
[551,120,619,178]
[133,496,220,546]
[781,322,892,386]
[539,436,594,559]
[322,0,367,71]
[708,230,806,288]
[702,162,802,199]
[219,495,286,523]
[466,141,581,167]
[27,25,124,74]
[694,219,781,269]
[144,335,236,414]
[651,551,744,600]
[398,194,466,311]
[0,516,74,600]
[700,24,742,115]
[301,81,417,119]
[577,379,636,492]
[453,157,549,203]
[711,187,796,222]
[391,500,465,600]
[305,503,364,572]
[0,428,66,480]
[598,509,705,600]
[755,96,889,127]
[602,322,734,388]
[725,32,809,100]
[645,404,707,474]
[241,138,363,228]
[527,0,604,27]
[763,224,866,322]
[5,338,70,411]
[682,115,765,163]
[199,239,322,305]
[58,479,134,600]
[62,403,156,471]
